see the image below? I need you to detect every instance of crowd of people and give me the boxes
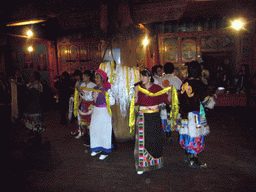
[2,60,256,175]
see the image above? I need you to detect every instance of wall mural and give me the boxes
[181,39,197,62]
[163,38,178,63]
[136,41,145,68]
[201,35,234,50]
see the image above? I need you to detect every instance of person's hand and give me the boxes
[93,92,99,102]
[79,110,85,115]
[133,86,139,94]
[77,87,82,92]
[168,86,173,95]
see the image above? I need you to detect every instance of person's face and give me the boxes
[95,73,103,87]
[140,75,151,85]
[157,67,162,77]
[83,74,90,82]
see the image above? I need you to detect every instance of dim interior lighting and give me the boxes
[231,19,244,30]
[143,37,149,46]
[28,46,33,52]
[6,20,45,27]
[27,30,33,38]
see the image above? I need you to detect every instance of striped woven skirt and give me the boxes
[134,111,164,172]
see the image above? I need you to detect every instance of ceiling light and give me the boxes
[231,19,244,31]
[6,20,45,27]
[28,46,33,52]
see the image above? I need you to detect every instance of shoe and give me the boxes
[81,129,86,136]
[84,143,90,147]
[71,129,79,135]
[189,161,207,169]
[137,171,144,175]
[184,154,190,163]
[91,151,102,156]
[99,154,108,160]
[188,154,207,169]
[75,131,82,139]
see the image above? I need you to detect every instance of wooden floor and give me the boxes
[6,107,256,192]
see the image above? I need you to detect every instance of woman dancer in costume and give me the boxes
[75,70,96,145]
[80,69,115,160]
[133,69,172,175]
[70,69,84,136]
[23,71,46,143]
[177,61,212,169]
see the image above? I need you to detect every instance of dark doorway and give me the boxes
[202,51,235,85]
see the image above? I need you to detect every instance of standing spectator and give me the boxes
[54,71,72,125]
[236,64,250,94]
[14,69,26,118]
[158,62,182,144]
[215,64,227,90]
[0,72,11,123]
[200,62,210,85]
[152,65,163,84]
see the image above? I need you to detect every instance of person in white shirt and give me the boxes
[157,62,182,144]
[152,65,163,85]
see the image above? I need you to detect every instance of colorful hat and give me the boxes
[95,69,111,89]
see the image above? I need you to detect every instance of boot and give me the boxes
[81,129,86,136]
[188,154,207,169]
[71,129,79,136]
[75,130,82,139]
[184,150,190,163]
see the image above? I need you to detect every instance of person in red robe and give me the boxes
[133,69,172,175]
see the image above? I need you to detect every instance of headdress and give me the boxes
[95,69,111,89]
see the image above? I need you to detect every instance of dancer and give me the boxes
[177,61,213,169]
[87,69,115,160]
[75,70,96,144]
[23,71,46,143]
[132,69,172,175]
[70,70,84,134]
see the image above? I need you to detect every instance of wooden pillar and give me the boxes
[111,104,134,141]
[47,41,58,89]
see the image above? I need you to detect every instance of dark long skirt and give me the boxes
[134,111,164,172]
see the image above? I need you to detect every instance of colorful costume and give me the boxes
[177,79,210,168]
[134,84,171,173]
[23,82,45,133]
[74,81,96,138]
[89,86,115,154]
